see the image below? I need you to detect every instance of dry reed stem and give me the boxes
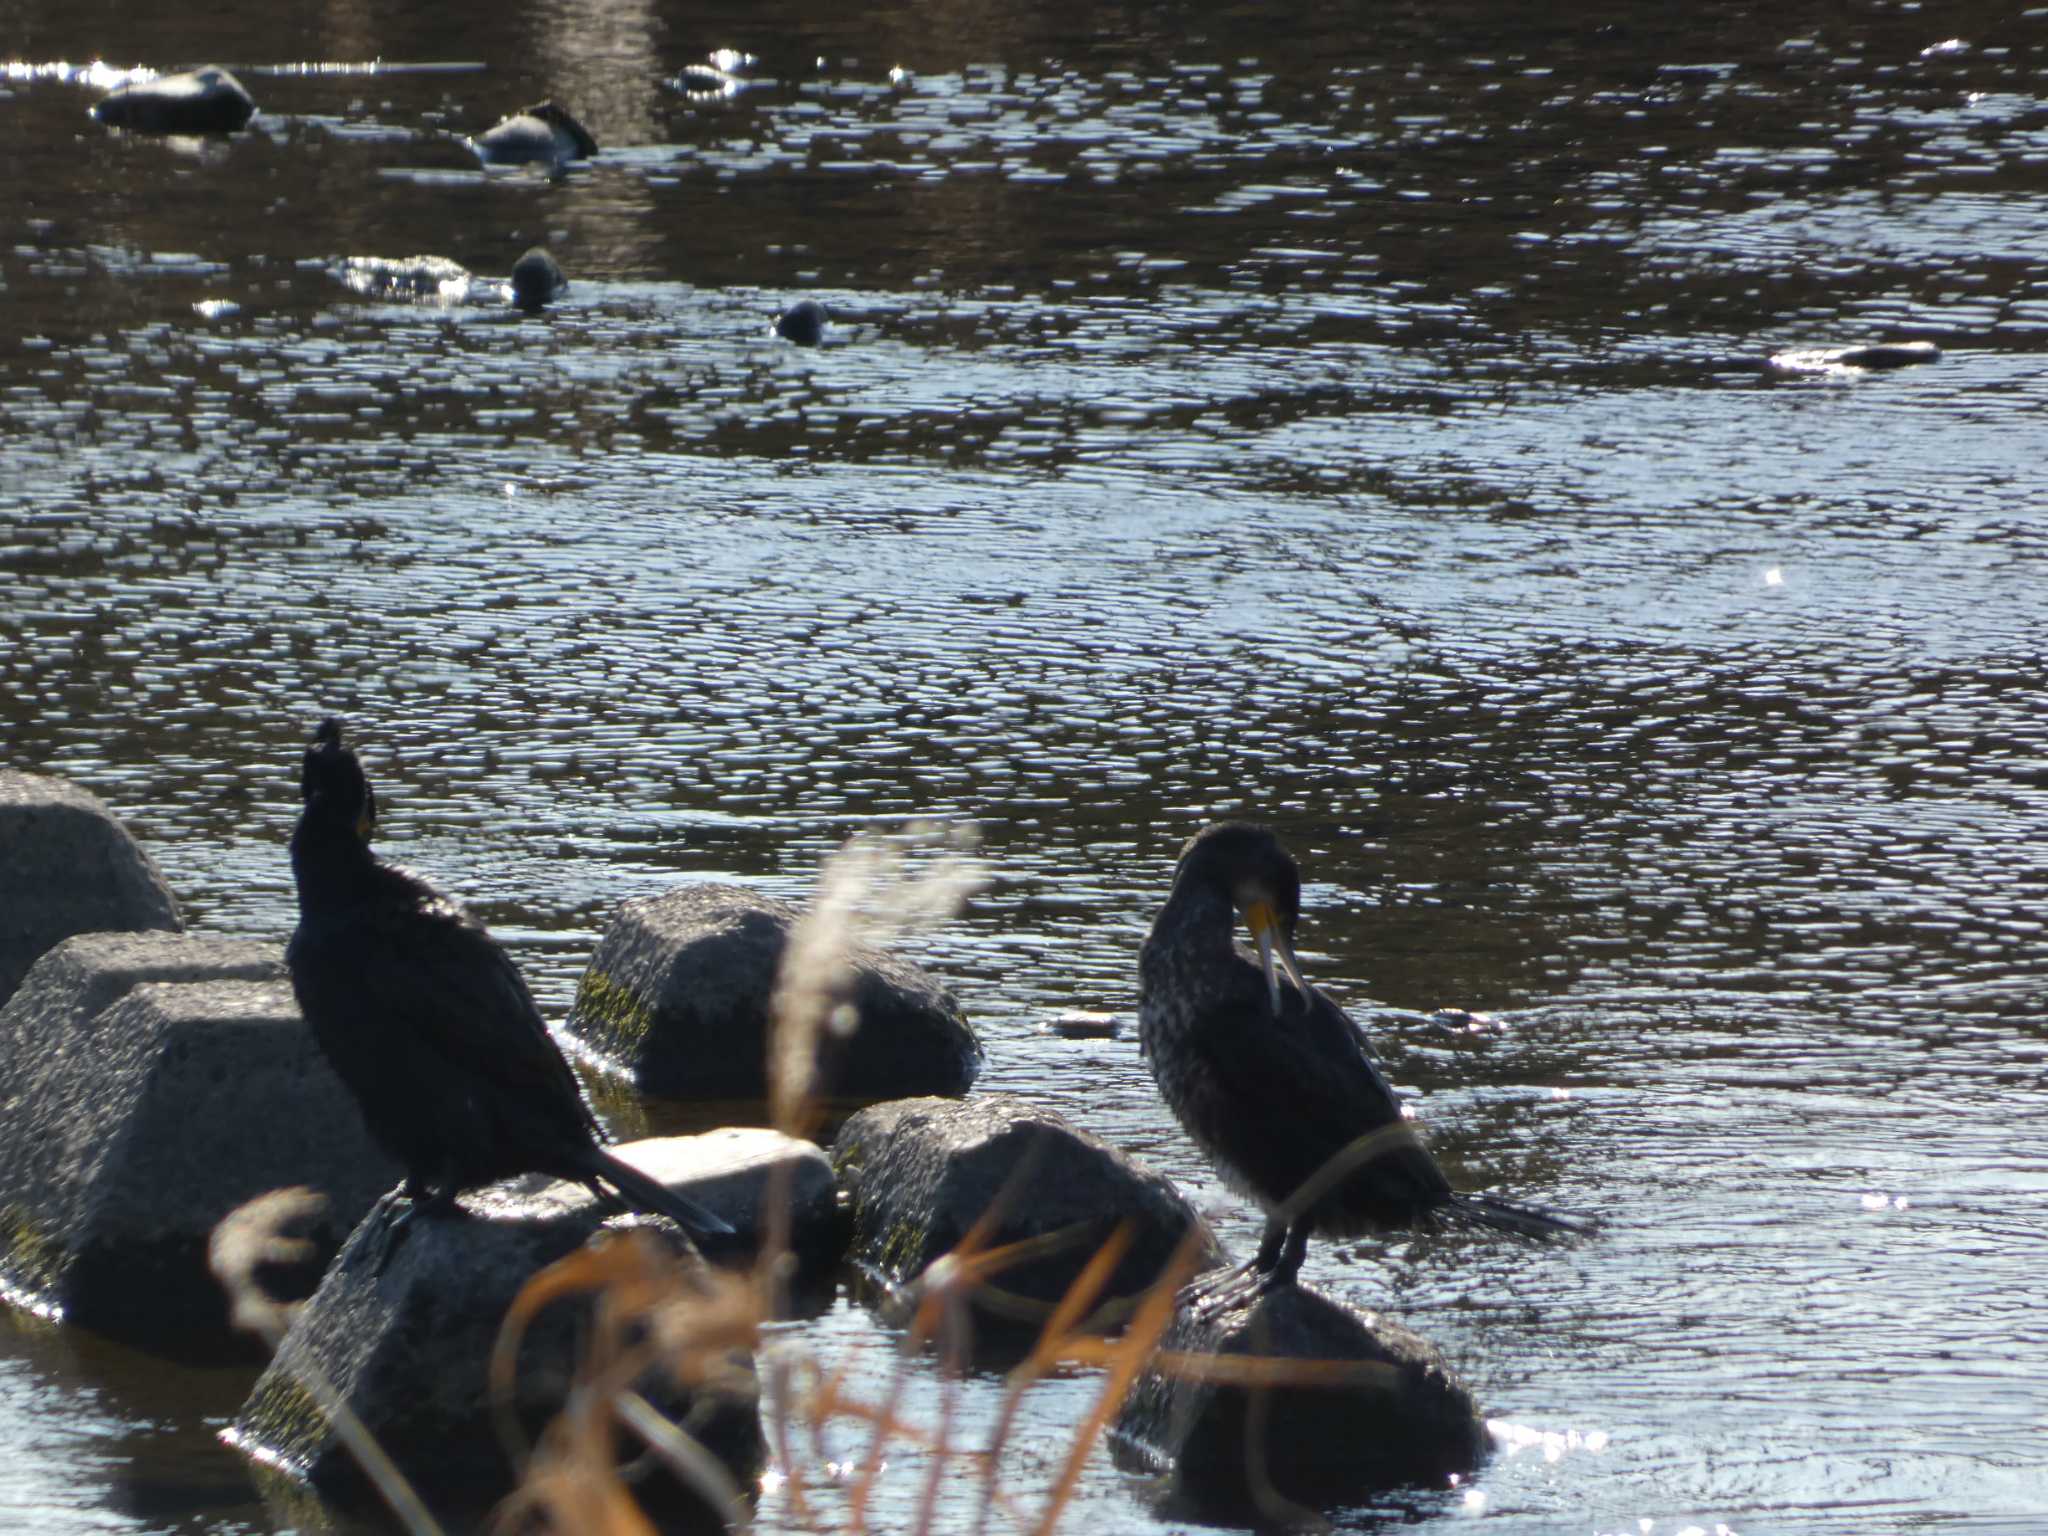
[488,1230,758,1533]
[1026,1225,1209,1536]
[972,1223,1137,1535]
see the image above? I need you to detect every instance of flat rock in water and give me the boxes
[91,66,256,134]
[831,1094,1223,1331]
[230,1156,764,1522]
[1044,1010,1120,1039]
[568,883,980,1104]
[1113,1284,1485,1514]
[1768,340,1942,374]
[605,1128,848,1280]
[0,769,183,1009]
[0,932,399,1346]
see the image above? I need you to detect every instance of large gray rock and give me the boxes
[91,65,256,134]
[0,769,183,1009]
[1113,1285,1485,1513]
[230,1157,763,1523]
[0,932,399,1345]
[568,883,981,1104]
[831,1095,1223,1331]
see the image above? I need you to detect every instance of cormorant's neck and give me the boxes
[1150,876,1242,956]
[290,811,379,914]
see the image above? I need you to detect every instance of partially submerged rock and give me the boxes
[567,883,980,1105]
[229,1154,763,1521]
[0,769,182,1009]
[335,254,481,306]
[776,298,829,346]
[92,66,256,134]
[831,1095,1222,1331]
[510,246,567,310]
[1768,340,1942,375]
[0,933,399,1346]
[1113,1284,1485,1514]
[471,100,598,168]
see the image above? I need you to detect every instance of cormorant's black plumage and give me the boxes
[285,719,732,1247]
[1139,822,1585,1301]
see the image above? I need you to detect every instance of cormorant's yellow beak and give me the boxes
[1244,899,1307,1017]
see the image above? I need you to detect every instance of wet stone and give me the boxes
[91,65,256,134]
[0,933,399,1347]
[0,769,183,1009]
[471,100,598,168]
[229,1149,764,1520]
[1113,1285,1485,1514]
[776,298,829,346]
[510,246,567,310]
[568,883,980,1104]
[1044,1010,1121,1039]
[831,1094,1223,1331]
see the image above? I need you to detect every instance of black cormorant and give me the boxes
[1139,822,1586,1308]
[286,719,733,1251]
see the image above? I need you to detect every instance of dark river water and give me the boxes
[5,0,2048,1531]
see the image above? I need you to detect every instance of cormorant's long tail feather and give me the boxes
[585,1148,740,1249]
[1448,1191,1595,1239]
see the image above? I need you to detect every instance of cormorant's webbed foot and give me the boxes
[1177,1254,1260,1310]
[366,1181,455,1277]
[1180,1220,1305,1320]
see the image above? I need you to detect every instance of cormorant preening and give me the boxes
[1139,822,1586,1309]
[286,719,733,1252]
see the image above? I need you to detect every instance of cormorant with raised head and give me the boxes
[1139,822,1587,1309]
[286,719,733,1250]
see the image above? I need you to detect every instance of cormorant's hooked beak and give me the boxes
[1243,898,1307,1016]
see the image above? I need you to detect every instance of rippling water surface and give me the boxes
[4,1,2047,1532]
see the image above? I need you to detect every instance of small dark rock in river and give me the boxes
[568,883,981,1104]
[1113,1284,1485,1514]
[91,65,256,134]
[1045,1010,1120,1039]
[509,246,566,310]
[831,1095,1224,1331]
[0,768,183,1009]
[0,933,399,1347]
[776,298,829,346]
[471,100,598,168]
[230,1144,763,1518]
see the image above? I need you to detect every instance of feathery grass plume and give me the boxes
[209,1190,449,1536]
[767,821,986,1139]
